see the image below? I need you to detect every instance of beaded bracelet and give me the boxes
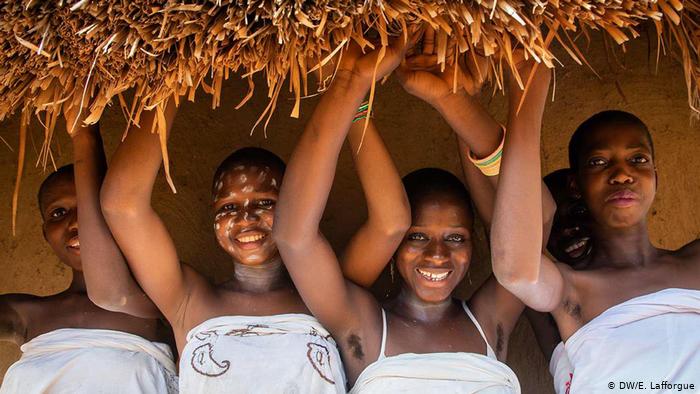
[468,126,506,177]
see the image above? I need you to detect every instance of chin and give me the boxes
[414,288,454,304]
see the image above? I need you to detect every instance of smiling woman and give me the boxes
[100,101,348,393]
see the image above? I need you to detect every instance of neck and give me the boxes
[228,255,291,293]
[391,286,454,322]
[68,271,87,293]
[590,221,659,268]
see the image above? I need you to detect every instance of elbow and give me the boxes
[87,291,129,314]
[375,215,410,243]
[491,248,539,289]
[272,219,311,256]
[100,178,141,220]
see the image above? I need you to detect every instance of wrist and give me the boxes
[330,70,371,100]
[432,90,471,114]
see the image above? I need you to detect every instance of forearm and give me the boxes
[72,127,156,315]
[457,138,496,227]
[341,119,410,286]
[434,92,502,160]
[347,119,410,235]
[275,73,369,247]
[491,68,550,285]
[101,102,176,215]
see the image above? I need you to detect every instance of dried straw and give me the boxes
[1,0,698,232]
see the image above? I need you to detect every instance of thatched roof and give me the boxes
[1,0,698,232]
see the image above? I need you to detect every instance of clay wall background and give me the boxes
[0,30,698,392]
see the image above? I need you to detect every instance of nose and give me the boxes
[562,226,580,238]
[235,208,260,224]
[608,163,634,185]
[67,209,78,232]
[425,240,449,265]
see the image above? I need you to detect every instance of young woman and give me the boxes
[0,107,177,393]
[273,30,550,392]
[491,59,700,393]
[100,89,408,392]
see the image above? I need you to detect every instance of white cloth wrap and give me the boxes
[349,352,521,394]
[0,328,178,394]
[565,288,700,393]
[549,342,572,394]
[179,314,346,394]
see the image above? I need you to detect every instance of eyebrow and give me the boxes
[585,142,651,155]
[410,225,469,230]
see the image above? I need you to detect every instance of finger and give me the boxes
[404,54,439,69]
[422,27,435,55]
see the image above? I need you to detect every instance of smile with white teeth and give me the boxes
[67,238,80,249]
[564,237,589,254]
[235,233,266,243]
[416,268,451,282]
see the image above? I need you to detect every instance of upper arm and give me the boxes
[101,204,192,326]
[470,276,525,355]
[277,229,374,335]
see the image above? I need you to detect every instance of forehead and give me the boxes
[579,123,652,157]
[40,174,76,211]
[412,195,472,228]
[214,164,281,195]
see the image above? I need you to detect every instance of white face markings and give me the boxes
[238,174,248,184]
[214,223,220,230]
[242,185,254,193]
[270,178,278,189]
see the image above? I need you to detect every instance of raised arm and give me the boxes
[341,118,410,288]
[395,30,502,224]
[100,98,190,325]
[274,35,417,335]
[64,106,161,319]
[490,59,565,312]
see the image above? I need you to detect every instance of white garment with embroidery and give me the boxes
[179,314,346,394]
[349,302,520,394]
[0,328,178,394]
[549,342,572,394]
[565,288,700,393]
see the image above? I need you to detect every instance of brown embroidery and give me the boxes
[306,342,335,385]
[191,343,231,377]
[194,330,219,341]
[225,324,283,337]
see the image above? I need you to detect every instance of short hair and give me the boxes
[402,168,473,222]
[212,147,286,193]
[37,164,74,214]
[568,110,654,171]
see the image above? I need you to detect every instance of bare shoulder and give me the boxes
[0,294,45,344]
[673,239,700,262]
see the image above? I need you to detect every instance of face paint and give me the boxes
[212,161,281,266]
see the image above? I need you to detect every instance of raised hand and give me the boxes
[337,26,423,88]
[396,28,488,106]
